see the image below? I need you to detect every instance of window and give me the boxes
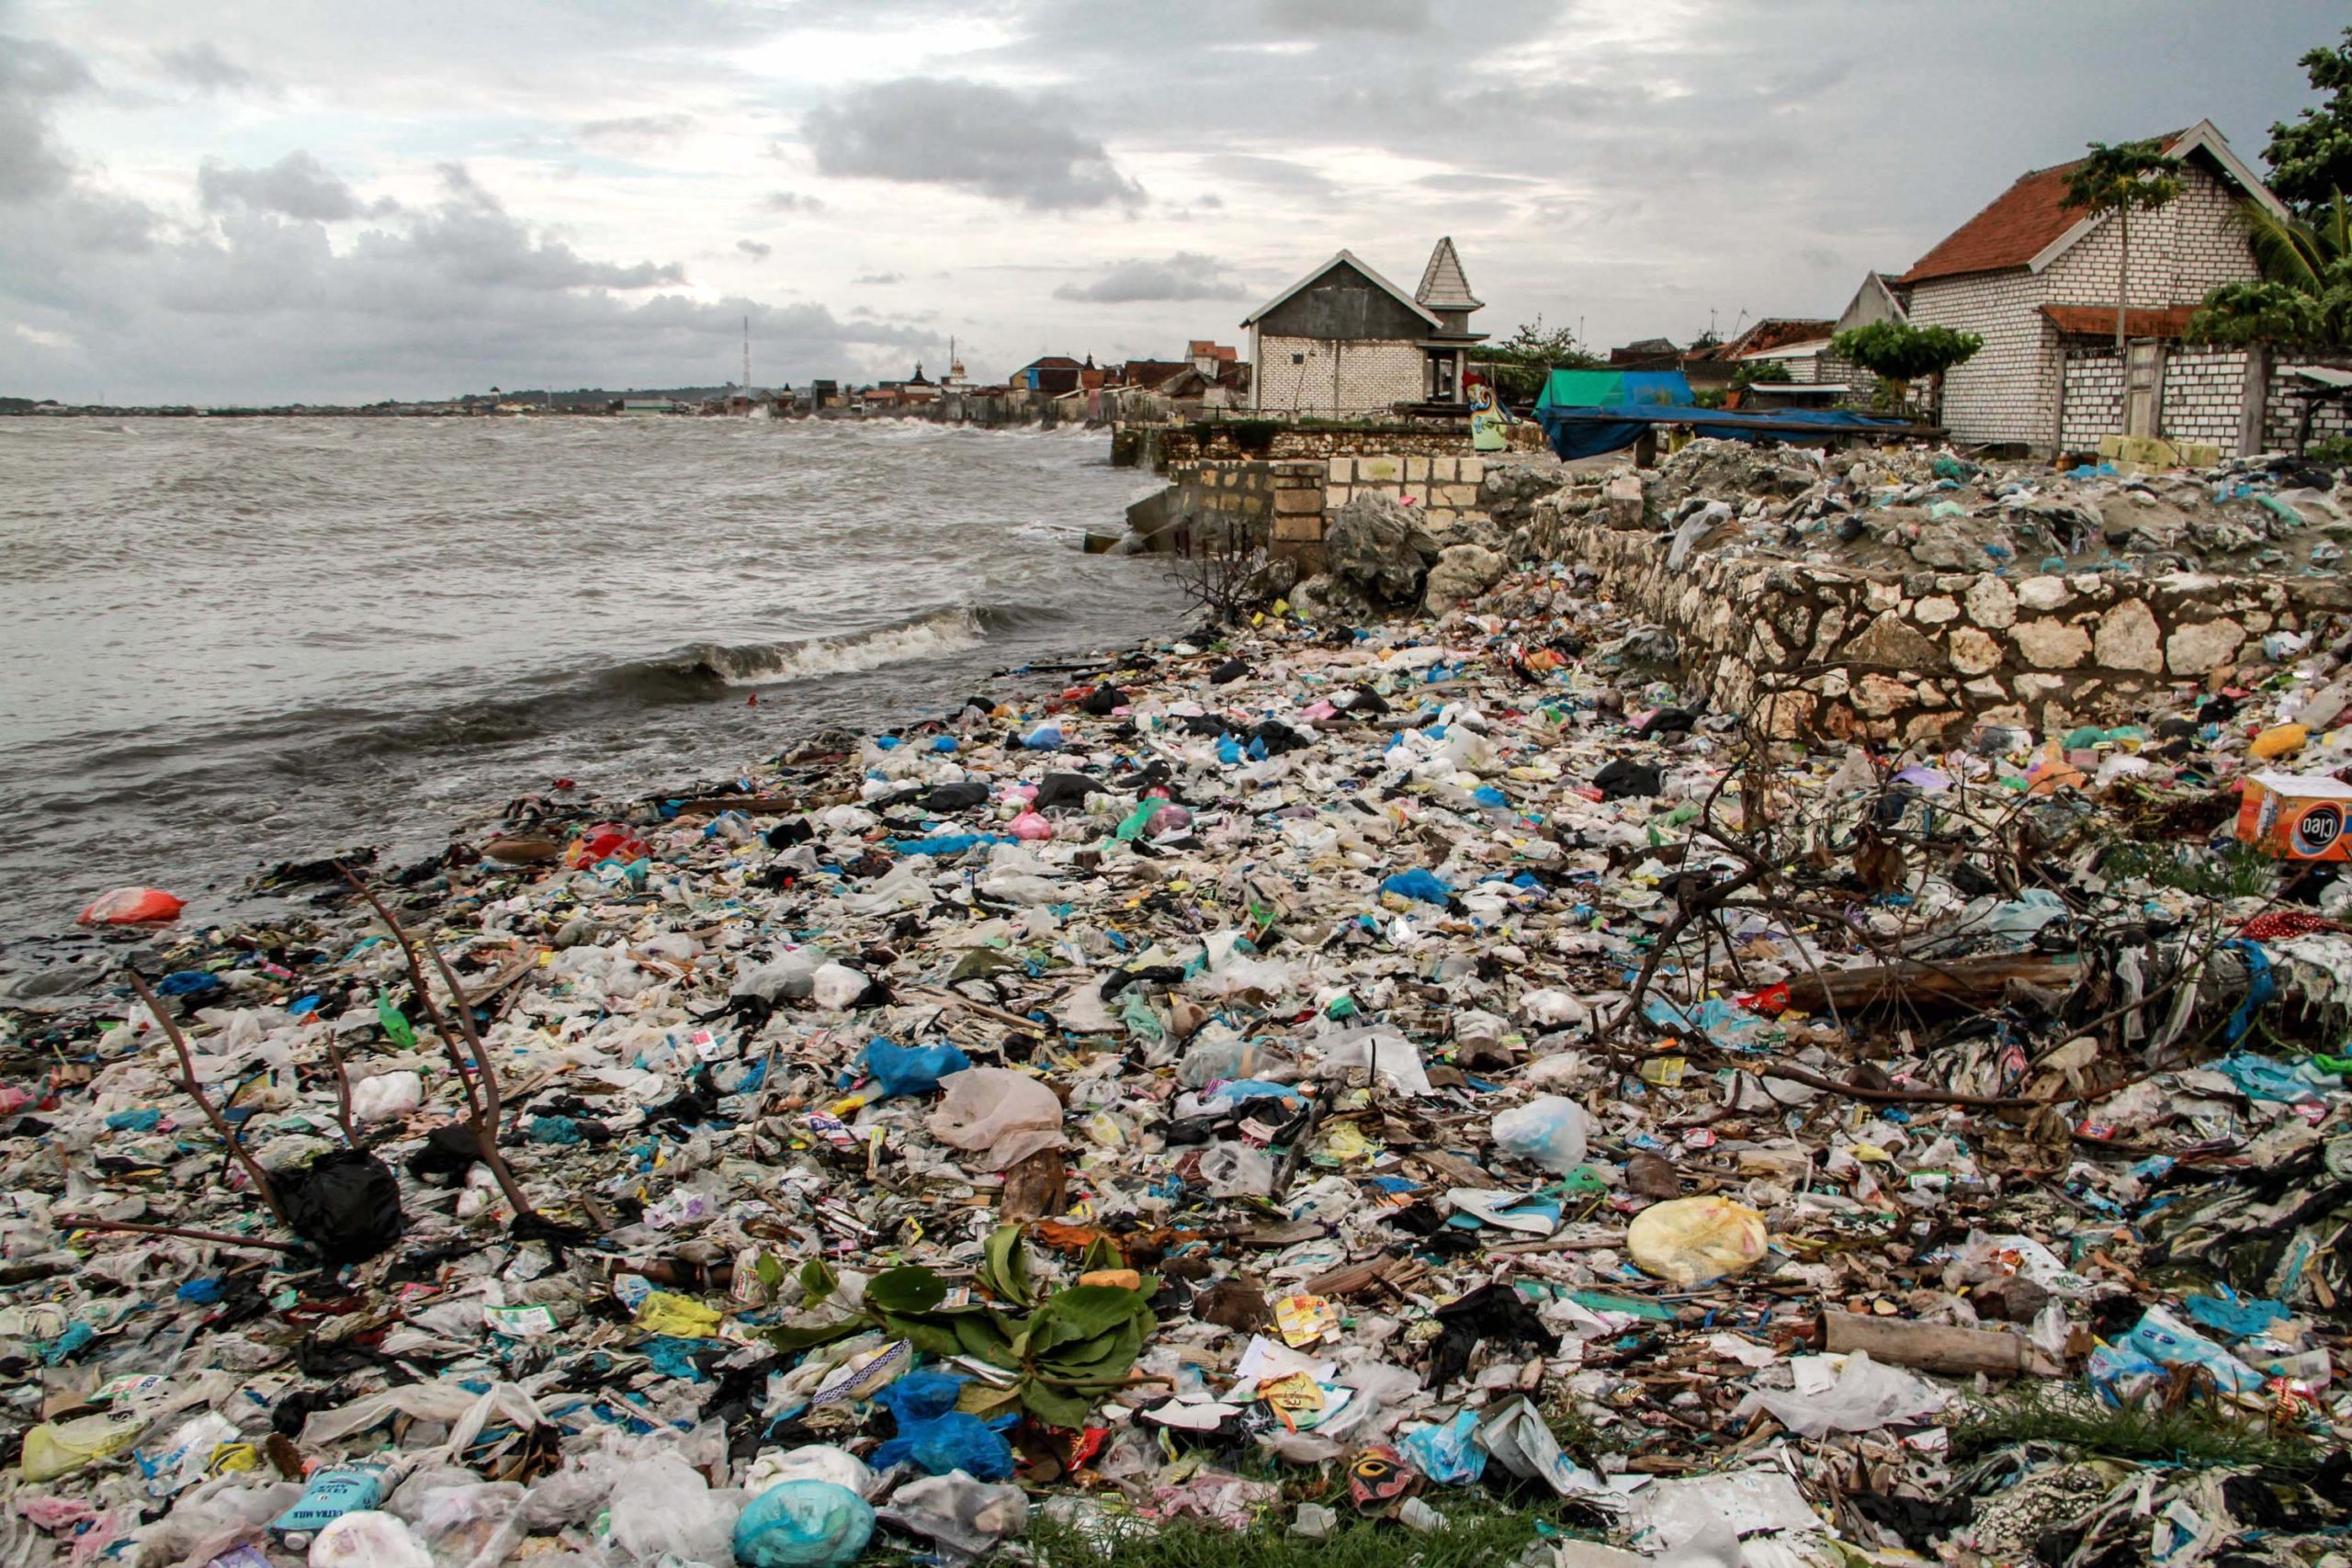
[1292,353,1306,365]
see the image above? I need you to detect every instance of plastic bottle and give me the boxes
[1488,1096,1589,1174]
[273,1461,396,1548]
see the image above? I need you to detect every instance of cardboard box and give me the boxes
[2236,772,2352,861]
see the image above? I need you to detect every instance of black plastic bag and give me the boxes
[281,1149,405,1266]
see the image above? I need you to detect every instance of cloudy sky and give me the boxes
[0,0,2338,403]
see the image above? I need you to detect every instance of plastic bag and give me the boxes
[1488,1096,1589,1173]
[870,1371,1017,1481]
[1626,1196,1769,1287]
[352,1070,423,1123]
[881,1470,1029,1560]
[1731,1351,1948,1436]
[808,964,870,1010]
[20,1409,149,1482]
[744,1444,876,1499]
[279,1149,406,1265]
[406,1482,526,1568]
[926,1068,1065,1169]
[605,1452,742,1565]
[862,1040,971,1099]
[78,886,186,925]
[1008,811,1054,840]
[733,1480,875,1567]
[308,1511,432,1568]
[1199,1143,1273,1198]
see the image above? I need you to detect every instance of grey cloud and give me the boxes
[155,41,277,96]
[577,113,695,145]
[1198,153,1337,199]
[737,238,773,258]
[198,152,368,221]
[394,164,685,289]
[805,76,1143,210]
[759,190,824,212]
[1261,0,1430,33]
[0,34,93,203]
[854,271,905,285]
[1053,253,1247,304]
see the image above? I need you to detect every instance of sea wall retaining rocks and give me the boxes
[1533,498,2352,742]
[1124,455,1495,580]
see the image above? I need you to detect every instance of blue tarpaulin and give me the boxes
[1532,368,1905,460]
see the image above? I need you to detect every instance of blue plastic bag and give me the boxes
[1399,1408,1487,1483]
[734,1480,875,1568]
[862,1040,972,1099]
[871,1371,1016,1481]
[1381,869,1453,907]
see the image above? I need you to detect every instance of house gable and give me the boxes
[1245,254,1440,342]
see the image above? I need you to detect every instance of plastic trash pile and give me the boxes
[10,455,2352,1566]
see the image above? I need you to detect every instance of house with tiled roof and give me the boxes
[1897,119,2287,450]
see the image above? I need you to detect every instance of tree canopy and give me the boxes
[1829,322,1984,383]
[2061,140,2183,220]
[1477,315,1602,402]
[2264,26,2352,215]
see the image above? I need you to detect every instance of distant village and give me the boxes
[10,112,2349,457]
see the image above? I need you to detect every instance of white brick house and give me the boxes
[1243,239,1487,420]
[1896,120,2288,451]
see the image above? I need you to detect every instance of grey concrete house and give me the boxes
[1243,239,1487,419]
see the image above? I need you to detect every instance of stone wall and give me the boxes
[1143,421,1482,471]
[1531,497,2351,743]
[2058,351,2126,449]
[1125,453,1494,578]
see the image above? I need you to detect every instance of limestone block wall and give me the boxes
[2058,352,2125,449]
[1254,336,1427,418]
[1532,499,2350,743]
[1146,423,1481,470]
[1130,453,1494,576]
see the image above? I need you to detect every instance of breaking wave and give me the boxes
[602,604,1069,698]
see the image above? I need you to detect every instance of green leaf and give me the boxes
[764,1316,862,1354]
[876,1310,967,1359]
[1029,1285,1151,1353]
[979,1223,1034,1307]
[1079,1234,1124,1275]
[1017,1376,1094,1430]
[799,1258,838,1303]
[865,1266,948,1316]
[753,1252,785,1294]
[950,1309,1023,1370]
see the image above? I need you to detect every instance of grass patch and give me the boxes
[2097,840,2278,900]
[1029,1495,1584,1568]
[1950,1384,2317,1472]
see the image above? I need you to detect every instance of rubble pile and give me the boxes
[11,461,2352,1566]
[1544,437,2352,581]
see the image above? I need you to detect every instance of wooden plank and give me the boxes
[1781,953,2078,1012]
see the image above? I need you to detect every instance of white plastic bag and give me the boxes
[927,1069,1065,1170]
[1488,1096,1589,1173]
[605,1452,742,1565]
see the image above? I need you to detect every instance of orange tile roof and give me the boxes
[1898,162,2087,286]
[1900,130,2198,287]
[2039,304,2199,338]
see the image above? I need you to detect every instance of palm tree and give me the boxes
[2062,141,2185,353]
[2190,191,2352,352]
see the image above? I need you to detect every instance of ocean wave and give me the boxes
[672,604,1063,688]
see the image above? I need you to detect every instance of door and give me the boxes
[2123,341,2165,437]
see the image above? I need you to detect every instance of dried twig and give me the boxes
[125,968,291,1228]
[55,1215,300,1253]
[336,865,550,1226]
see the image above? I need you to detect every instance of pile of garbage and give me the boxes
[1552,436,2352,581]
[11,479,2352,1567]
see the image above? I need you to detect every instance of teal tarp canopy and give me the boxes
[1533,369,1692,412]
